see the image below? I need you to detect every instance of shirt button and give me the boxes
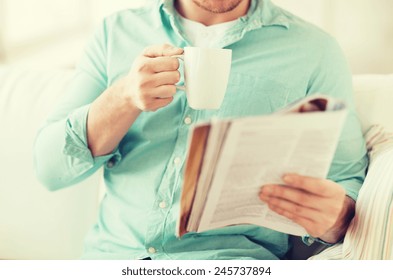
[148,247,156,254]
[184,116,192,125]
[159,201,167,209]
[174,157,181,165]
[107,160,114,168]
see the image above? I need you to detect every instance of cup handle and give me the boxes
[172,55,186,91]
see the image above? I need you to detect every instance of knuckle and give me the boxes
[138,77,151,89]
[269,197,278,206]
[295,176,304,186]
[167,85,177,95]
[274,207,283,216]
[296,192,309,205]
[163,97,174,105]
[162,43,172,50]
[142,46,154,55]
[268,203,277,212]
[171,58,180,69]
[273,186,283,197]
[135,60,148,72]
[292,204,301,215]
[138,93,150,104]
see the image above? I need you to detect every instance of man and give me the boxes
[34,0,368,259]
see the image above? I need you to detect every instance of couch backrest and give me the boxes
[353,74,393,133]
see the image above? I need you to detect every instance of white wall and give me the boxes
[273,0,393,74]
[90,0,145,25]
[0,0,146,67]
[0,0,91,65]
[0,0,391,74]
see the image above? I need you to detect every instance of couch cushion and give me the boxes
[0,67,100,259]
[353,74,393,133]
[342,125,393,259]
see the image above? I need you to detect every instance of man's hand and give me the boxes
[122,44,183,112]
[259,174,355,243]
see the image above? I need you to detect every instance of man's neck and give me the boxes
[174,0,251,26]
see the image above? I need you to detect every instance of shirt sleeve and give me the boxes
[34,18,120,191]
[306,38,369,201]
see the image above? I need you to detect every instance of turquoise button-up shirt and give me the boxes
[34,0,368,260]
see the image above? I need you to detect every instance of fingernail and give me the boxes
[261,186,273,195]
[283,175,294,184]
[259,192,266,201]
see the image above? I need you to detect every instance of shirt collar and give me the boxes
[159,0,289,29]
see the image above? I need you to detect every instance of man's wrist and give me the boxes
[110,77,141,114]
[319,196,356,243]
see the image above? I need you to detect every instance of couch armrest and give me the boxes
[308,124,393,260]
[342,147,393,259]
[309,146,393,260]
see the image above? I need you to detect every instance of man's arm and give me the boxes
[34,18,182,190]
[87,44,182,156]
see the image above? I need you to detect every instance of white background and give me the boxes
[0,0,392,74]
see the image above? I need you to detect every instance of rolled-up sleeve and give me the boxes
[64,104,119,166]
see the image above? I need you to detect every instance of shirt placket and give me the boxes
[143,104,198,259]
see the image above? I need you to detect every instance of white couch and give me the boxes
[0,66,392,260]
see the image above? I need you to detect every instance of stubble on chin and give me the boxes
[192,0,245,14]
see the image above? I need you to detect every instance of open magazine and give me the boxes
[177,94,347,237]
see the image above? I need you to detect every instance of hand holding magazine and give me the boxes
[177,94,347,237]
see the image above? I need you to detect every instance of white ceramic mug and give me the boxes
[174,47,232,110]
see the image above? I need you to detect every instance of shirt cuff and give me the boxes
[63,104,121,170]
[302,235,338,247]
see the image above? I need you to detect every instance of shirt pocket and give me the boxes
[217,72,292,118]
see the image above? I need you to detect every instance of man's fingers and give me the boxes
[266,200,331,237]
[150,85,177,99]
[149,57,180,73]
[260,185,321,210]
[150,97,174,111]
[152,71,181,86]
[267,197,317,220]
[282,174,338,197]
[143,44,183,58]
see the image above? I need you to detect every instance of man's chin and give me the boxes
[192,0,245,14]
